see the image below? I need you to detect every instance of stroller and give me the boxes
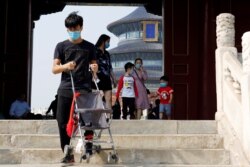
[64,71,119,163]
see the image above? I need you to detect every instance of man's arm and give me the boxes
[52,59,76,74]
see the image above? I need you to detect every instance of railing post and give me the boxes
[216,13,235,47]
[242,32,250,73]
[215,13,237,114]
[241,32,250,160]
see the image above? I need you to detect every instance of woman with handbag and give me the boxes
[132,58,150,119]
[93,34,117,109]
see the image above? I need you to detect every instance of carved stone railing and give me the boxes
[223,51,243,98]
[215,13,250,165]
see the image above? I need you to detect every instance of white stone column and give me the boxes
[241,32,250,161]
[216,13,235,47]
[242,32,250,73]
[215,13,236,115]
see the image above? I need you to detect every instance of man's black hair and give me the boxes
[160,75,169,82]
[95,34,110,48]
[124,62,134,72]
[65,12,83,28]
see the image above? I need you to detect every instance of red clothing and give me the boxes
[116,75,138,99]
[157,86,174,104]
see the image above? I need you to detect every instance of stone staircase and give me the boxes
[0,120,238,166]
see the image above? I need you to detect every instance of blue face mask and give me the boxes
[135,64,141,69]
[68,31,81,40]
[105,42,110,49]
[160,82,167,87]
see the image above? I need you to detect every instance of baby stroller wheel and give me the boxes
[107,152,111,163]
[82,153,90,163]
[107,152,119,163]
[64,145,73,156]
[86,153,90,163]
[95,145,101,153]
[112,153,119,163]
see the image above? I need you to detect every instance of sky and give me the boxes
[31,5,137,110]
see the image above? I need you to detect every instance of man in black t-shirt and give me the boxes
[52,12,98,163]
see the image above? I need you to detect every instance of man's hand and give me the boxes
[63,61,76,71]
[90,63,98,73]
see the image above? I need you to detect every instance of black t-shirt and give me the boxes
[54,39,96,94]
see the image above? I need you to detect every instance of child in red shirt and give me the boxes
[116,62,138,119]
[157,75,174,120]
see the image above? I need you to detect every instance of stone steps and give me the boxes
[0,134,224,149]
[0,165,244,167]
[0,120,233,165]
[0,148,230,165]
[0,120,217,134]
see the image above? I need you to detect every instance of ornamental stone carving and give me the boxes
[216,13,235,47]
[242,32,250,73]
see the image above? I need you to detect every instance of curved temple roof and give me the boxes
[107,6,162,36]
[109,40,162,54]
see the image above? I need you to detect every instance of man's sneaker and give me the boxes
[60,154,75,163]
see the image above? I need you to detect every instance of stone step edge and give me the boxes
[0,134,223,137]
[0,120,218,135]
[0,148,230,165]
[0,165,241,167]
[0,148,228,151]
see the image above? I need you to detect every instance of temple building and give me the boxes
[107,7,162,90]
[2,0,250,120]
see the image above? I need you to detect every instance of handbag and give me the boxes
[134,69,150,94]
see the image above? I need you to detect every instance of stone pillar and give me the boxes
[216,13,235,47]
[242,32,250,73]
[215,13,236,115]
[241,32,250,161]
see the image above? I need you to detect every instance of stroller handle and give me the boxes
[69,70,100,93]
[69,71,76,94]
[90,70,100,92]
[69,70,105,110]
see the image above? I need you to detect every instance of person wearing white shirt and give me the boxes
[116,62,138,120]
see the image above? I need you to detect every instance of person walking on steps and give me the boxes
[92,34,117,109]
[116,62,138,120]
[52,12,98,163]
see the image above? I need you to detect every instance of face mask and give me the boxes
[135,64,141,69]
[105,42,110,49]
[68,31,81,40]
[160,82,167,87]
